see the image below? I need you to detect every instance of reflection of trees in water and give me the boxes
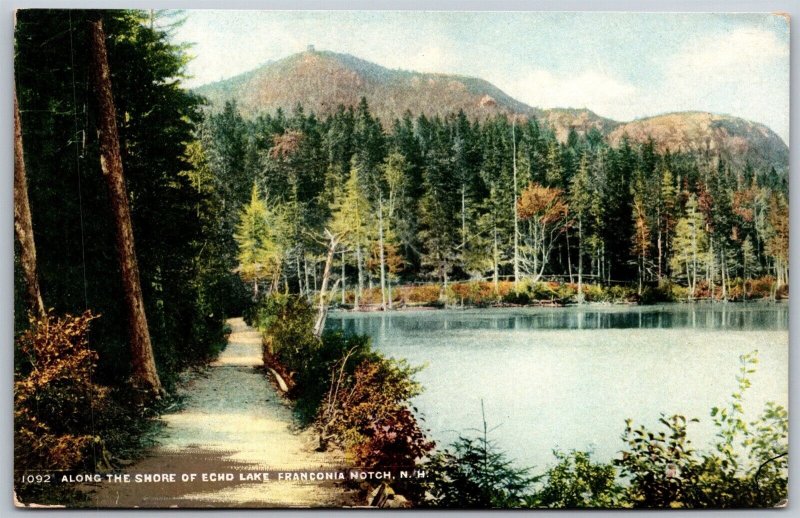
[329,304,788,335]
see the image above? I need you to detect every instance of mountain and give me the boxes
[607,112,789,172]
[196,49,538,122]
[195,49,788,171]
[541,108,620,142]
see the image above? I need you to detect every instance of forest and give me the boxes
[13,9,788,509]
[211,93,789,308]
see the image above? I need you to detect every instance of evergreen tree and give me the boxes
[570,154,592,302]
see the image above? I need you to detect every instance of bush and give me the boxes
[614,351,787,509]
[638,284,675,305]
[318,357,433,470]
[501,289,530,305]
[252,294,433,473]
[533,450,624,508]
[448,281,500,306]
[421,428,537,508]
[14,311,108,473]
[581,284,606,302]
[528,281,560,301]
[399,284,442,305]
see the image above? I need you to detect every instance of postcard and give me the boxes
[13,9,789,509]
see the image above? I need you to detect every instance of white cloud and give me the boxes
[649,27,789,141]
[500,69,638,117]
[502,28,788,143]
[666,27,787,80]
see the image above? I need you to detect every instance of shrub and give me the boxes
[421,428,537,508]
[318,357,433,470]
[528,281,560,301]
[749,277,775,299]
[252,294,433,473]
[614,414,701,508]
[533,449,624,508]
[638,284,675,305]
[15,311,108,473]
[398,284,442,305]
[448,281,500,306]
[581,284,607,303]
[614,351,787,509]
[502,289,530,305]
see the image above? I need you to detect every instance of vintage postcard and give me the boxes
[13,9,788,509]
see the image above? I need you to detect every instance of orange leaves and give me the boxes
[732,188,757,223]
[268,130,304,159]
[14,311,108,472]
[517,183,568,225]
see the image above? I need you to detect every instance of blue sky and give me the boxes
[168,11,790,142]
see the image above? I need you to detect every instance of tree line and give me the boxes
[14,10,246,397]
[212,98,788,307]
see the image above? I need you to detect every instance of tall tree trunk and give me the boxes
[492,224,499,292]
[378,197,387,310]
[512,118,520,291]
[313,231,338,337]
[657,222,663,280]
[355,247,363,309]
[461,185,466,254]
[89,17,161,395]
[565,231,574,283]
[576,216,584,304]
[13,91,45,317]
[296,253,304,298]
[341,250,346,305]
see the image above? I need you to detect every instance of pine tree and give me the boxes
[89,15,161,396]
[13,90,45,317]
[570,154,592,302]
[329,165,371,308]
[630,170,651,296]
[233,184,284,296]
[670,194,707,298]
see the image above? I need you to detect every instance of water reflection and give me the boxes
[327,303,788,336]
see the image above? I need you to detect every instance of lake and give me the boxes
[326,303,789,470]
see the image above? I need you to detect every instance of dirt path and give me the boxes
[86,318,356,508]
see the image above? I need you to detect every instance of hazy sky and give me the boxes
[169,11,790,142]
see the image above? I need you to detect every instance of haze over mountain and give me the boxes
[196,49,788,172]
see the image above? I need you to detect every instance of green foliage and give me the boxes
[318,354,433,470]
[612,351,787,509]
[422,425,538,508]
[250,295,433,471]
[615,414,701,508]
[15,9,233,388]
[234,183,287,292]
[533,450,624,508]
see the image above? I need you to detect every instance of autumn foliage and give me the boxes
[14,311,108,471]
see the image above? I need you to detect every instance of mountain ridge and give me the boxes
[195,49,788,171]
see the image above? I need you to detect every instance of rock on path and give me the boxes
[86,318,355,508]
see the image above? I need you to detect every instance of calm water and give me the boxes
[327,303,788,470]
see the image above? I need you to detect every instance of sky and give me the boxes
[168,11,790,143]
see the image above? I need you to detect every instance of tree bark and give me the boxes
[340,250,346,305]
[378,197,387,310]
[512,118,520,291]
[355,246,363,309]
[13,91,46,318]
[89,17,162,395]
[576,216,584,304]
[314,230,338,337]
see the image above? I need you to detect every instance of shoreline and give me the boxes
[330,297,789,314]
